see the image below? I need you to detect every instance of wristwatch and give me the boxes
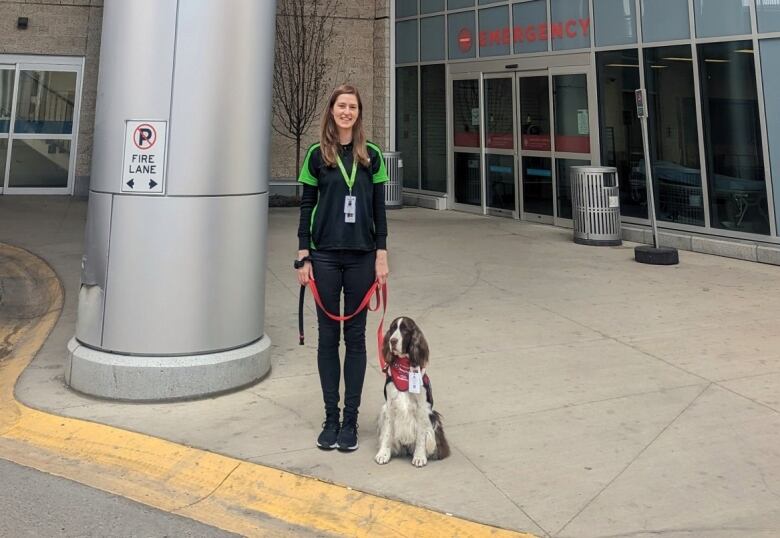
[293,256,311,269]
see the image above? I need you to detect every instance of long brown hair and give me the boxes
[319,85,370,168]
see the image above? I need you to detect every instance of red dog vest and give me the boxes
[385,356,433,405]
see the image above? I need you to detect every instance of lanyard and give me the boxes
[336,156,357,194]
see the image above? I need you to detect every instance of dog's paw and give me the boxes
[411,454,428,467]
[374,449,391,465]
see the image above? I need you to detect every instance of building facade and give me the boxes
[2,0,780,261]
[394,0,780,256]
[0,0,390,196]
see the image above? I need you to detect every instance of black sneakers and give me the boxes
[316,418,340,450]
[336,417,359,452]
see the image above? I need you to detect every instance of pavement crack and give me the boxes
[455,446,551,537]
[555,383,713,537]
[172,462,241,513]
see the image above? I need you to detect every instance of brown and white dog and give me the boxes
[375,317,450,467]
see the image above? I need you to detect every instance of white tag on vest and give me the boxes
[409,368,422,394]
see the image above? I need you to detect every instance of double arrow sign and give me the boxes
[125,179,158,190]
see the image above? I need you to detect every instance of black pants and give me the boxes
[310,249,376,422]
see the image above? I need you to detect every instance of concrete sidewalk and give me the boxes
[2,195,780,537]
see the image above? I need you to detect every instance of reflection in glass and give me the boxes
[557,158,590,219]
[8,139,70,188]
[487,154,515,210]
[454,152,481,206]
[643,46,704,226]
[479,6,511,58]
[699,41,769,234]
[551,0,590,51]
[512,0,548,54]
[523,156,553,215]
[518,76,550,151]
[553,74,590,153]
[0,70,14,133]
[421,65,447,193]
[693,0,751,38]
[0,138,7,179]
[594,0,637,47]
[396,67,419,189]
[396,20,418,64]
[420,16,446,62]
[15,71,77,134]
[453,79,480,148]
[641,0,690,42]
[484,78,513,149]
[756,0,780,32]
[596,50,645,218]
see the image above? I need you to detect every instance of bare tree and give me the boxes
[273,0,341,180]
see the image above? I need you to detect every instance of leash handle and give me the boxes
[298,284,305,345]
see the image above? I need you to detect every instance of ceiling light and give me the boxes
[705,59,729,63]
[605,63,639,68]
[661,57,692,61]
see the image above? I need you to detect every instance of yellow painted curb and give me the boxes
[0,243,536,538]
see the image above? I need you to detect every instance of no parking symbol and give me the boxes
[121,120,167,194]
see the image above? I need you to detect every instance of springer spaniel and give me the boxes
[375,317,450,467]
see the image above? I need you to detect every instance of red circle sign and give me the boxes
[133,124,157,150]
[457,28,472,53]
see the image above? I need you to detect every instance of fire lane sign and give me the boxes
[121,120,167,194]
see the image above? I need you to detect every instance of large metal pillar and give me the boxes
[66,0,276,400]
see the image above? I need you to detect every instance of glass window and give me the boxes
[693,0,751,38]
[596,50,645,219]
[421,65,447,192]
[448,11,477,59]
[487,154,516,210]
[453,79,480,148]
[421,16,446,61]
[523,156,553,215]
[594,0,637,47]
[699,41,769,235]
[485,78,513,149]
[0,69,14,133]
[519,76,551,151]
[756,0,780,32]
[640,0,689,43]
[479,0,503,4]
[396,20,418,64]
[513,0,548,54]
[643,46,704,226]
[8,139,70,188]
[397,0,417,18]
[14,70,77,134]
[0,139,7,178]
[479,6,511,57]
[421,0,445,14]
[454,152,482,206]
[554,74,590,154]
[550,0,590,51]
[557,158,590,219]
[396,67,419,189]
[761,39,780,233]
[448,0,475,8]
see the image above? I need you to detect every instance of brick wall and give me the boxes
[270,0,392,179]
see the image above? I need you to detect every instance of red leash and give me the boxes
[299,278,389,372]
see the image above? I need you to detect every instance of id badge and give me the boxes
[344,195,356,223]
[409,368,422,394]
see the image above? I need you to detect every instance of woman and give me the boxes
[296,85,389,452]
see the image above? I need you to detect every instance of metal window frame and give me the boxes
[0,56,83,196]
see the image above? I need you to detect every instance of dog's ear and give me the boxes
[408,320,429,368]
[381,321,394,367]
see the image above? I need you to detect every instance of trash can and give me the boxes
[383,151,403,209]
[571,166,622,246]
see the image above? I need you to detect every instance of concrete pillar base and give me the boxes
[65,336,271,401]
